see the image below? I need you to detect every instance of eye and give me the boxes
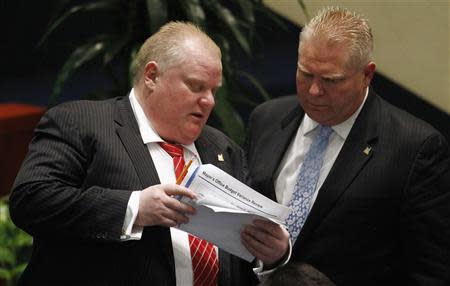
[186,80,204,92]
[323,77,342,84]
[298,69,313,79]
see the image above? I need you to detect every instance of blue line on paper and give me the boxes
[185,165,200,188]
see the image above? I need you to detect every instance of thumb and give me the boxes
[164,184,197,200]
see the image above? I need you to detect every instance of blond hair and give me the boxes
[300,7,373,69]
[131,21,221,84]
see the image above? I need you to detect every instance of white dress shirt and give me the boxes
[121,89,215,286]
[275,88,369,212]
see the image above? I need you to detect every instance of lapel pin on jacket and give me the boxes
[363,146,372,155]
[217,154,224,161]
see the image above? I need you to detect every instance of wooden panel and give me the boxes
[0,104,46,197]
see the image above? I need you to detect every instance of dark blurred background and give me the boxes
[0,2,448,284]
[1,0,449,139]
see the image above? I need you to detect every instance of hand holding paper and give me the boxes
[135,184,197,227]
[241,218,290,267]
[177,164,291,262]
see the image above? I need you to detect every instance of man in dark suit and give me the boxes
[247,7,450,286]
[9,22,288,286]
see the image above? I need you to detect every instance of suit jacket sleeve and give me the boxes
[9,103,132,241]
[401,132,450,285]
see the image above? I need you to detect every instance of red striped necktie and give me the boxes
[158,142,219,286]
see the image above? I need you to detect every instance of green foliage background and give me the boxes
[0,198,32,286]
[40,0,307,145]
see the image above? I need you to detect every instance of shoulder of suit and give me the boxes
[46,97,121,119]
[253,95,298,114]
[376,95,444,141]
[249,95,300,126]
[199,125,241,150]
[201,125,234,143]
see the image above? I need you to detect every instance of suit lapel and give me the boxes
[295,91,380,248]
[114,97,160,188]
[195,130,217,164]
[113,97,176,272]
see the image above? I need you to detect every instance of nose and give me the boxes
[309,78,322,96]
[199,90,215,109]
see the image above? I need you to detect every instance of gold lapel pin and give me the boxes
[363,146,372,155]
[217,154,224,161]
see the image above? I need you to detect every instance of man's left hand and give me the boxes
[241,219,290,267]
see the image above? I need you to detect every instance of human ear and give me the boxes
[143,61,159,89]
[363,61,376,86]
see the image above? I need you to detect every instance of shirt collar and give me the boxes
[301,87,369,140]
[128,89,199,156]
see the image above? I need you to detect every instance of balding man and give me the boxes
[10,21,288,286]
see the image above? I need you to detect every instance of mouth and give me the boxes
[189,112,204,121]
[308,102,328,110]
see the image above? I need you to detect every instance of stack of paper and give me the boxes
[177,164,291,262]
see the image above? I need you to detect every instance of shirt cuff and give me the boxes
[120,190,143,241]
[253,237,293,281]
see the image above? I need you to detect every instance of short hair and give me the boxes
[259,263,336,286]
[300,7,373,69]
[131,21,221,85]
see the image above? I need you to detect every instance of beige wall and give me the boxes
[264,0,450,114]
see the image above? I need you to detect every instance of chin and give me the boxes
[179,132,201,145]
[307,112,329,125]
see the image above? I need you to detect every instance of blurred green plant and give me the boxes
[39,0,307,144]
[0,197,32,286]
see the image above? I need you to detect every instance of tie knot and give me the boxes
[317,125,333,139]
[159,142,184,158]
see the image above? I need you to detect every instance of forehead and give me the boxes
[182,37,221,62]
[161,53,222,90]
[298,39,351,72]
[182,55,222,83]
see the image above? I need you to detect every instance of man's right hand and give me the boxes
[135,184,197,227]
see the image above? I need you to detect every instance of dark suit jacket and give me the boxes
[246,91,450,286]
[10,96,253,286]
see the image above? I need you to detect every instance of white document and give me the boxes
[176,164,291,262]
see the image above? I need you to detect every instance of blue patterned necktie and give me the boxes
[286,125,334,243]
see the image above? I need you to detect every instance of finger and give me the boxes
[241,232,270,262]
[253,219,277,229]
[165,196,197,215]
[252,219,288,240]
[242,230,287,267]
[155,204,192,225]
[244,224,277,246]
[159,217,179,227]
[252,220,280,236]
[166,210,191,225]
[242,225,274,253]
[163,184,197,200]
[142,206,180,227]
